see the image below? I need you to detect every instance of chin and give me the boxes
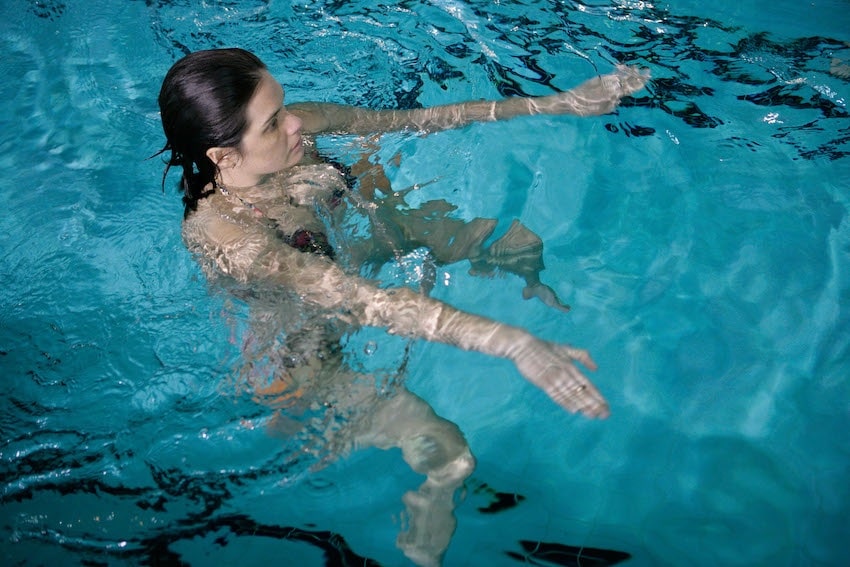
[289,147,305,165]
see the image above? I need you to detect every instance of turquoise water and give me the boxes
[1,0,849,565]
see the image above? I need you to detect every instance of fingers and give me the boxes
[540,364,609,419]
[582,399,611,419]
[519,342,608,418]
[559,345,598,372]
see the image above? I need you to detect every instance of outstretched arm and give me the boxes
[290,65,649,135]
[246,234,609,418]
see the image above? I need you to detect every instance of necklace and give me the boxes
[218,183,266,219]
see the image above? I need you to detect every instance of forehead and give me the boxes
[245,70,284,128]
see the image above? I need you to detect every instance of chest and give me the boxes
[254,163,349,231]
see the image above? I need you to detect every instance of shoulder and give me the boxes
[182,198,274,282]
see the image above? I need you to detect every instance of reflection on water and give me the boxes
[1,0,849,565]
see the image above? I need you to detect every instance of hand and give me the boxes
[511,337,609,418]
[539,64,651,117]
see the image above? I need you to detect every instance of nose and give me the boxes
[285,112,302,135]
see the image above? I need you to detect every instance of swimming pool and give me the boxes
[1,0,848,565]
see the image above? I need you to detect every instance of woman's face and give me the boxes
[225,70,304,186]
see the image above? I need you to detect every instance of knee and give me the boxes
[428,448,476,487]
[401,433,476,485]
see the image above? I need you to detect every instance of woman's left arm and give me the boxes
[289,64,650,135]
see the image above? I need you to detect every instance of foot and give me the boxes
[523,283,571,312]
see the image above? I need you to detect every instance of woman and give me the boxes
[157,48,647,565]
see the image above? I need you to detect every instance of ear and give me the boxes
[206,147,240,170]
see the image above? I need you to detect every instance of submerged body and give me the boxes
[182,138,598,566]
[183,154,482,564]
[160,47,648,565]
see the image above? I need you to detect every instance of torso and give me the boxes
[180,140,357,396]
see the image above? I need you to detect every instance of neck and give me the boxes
[218,169,262,191]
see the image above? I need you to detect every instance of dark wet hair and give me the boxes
[156,48,266,216]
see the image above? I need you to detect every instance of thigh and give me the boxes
[357,388,471,476]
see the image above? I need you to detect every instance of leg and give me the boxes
[358,389,475,567]
[367,196,496,265]
[348,152,569,311]
[472,220,571,312]
[363,197,569,311]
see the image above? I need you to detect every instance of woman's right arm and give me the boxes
[246,228,609,419]
[189,211,608,417]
